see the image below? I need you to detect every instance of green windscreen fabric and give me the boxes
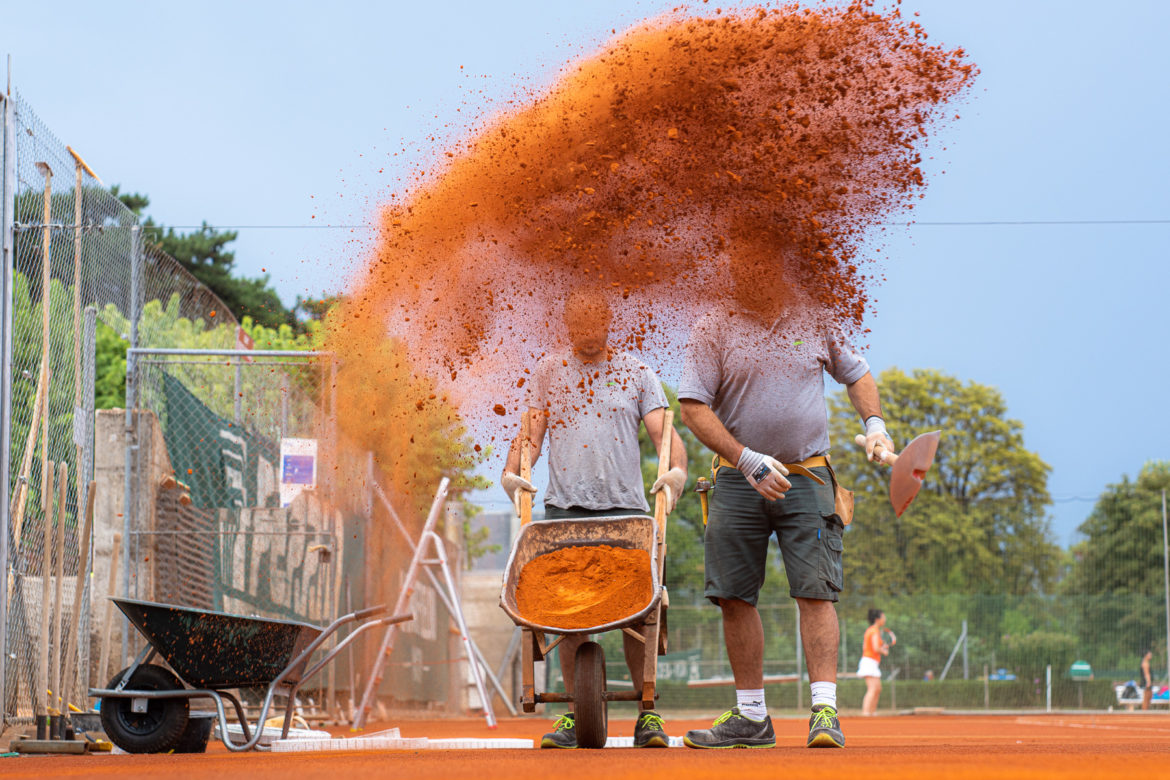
[161,371,279,509]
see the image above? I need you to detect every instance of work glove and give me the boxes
[737,447,791,501]
[863,416,895,463]
[501,472,537,512]
[650,467,687,514]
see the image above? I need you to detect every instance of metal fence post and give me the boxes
[795,603,803,711]
[233,359,242,424]
[0,78,18,726]
[79,306,96,686]
[962,618,969,680]
[120,224,141,665]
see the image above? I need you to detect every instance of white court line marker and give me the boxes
[1015,718,1170,735]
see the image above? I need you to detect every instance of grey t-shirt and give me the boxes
[529,350,668,511]
[678,310,870,463]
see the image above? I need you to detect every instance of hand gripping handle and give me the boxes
[855,433,897,465]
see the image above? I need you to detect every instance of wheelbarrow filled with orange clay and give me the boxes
[499,410,675,749]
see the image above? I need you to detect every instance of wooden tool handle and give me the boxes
[653,409,674,545]
[855,433,897,465]
[97,533,121,688]
[519,410,533,525]
[60,481,96,709]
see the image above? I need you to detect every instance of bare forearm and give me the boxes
[846,372,883,421]
[679,399,743,465]
[643,407,690,474]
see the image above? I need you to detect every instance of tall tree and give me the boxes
[111,187,296,330]
[827,368,1058,597]
[1063,461,1170,666]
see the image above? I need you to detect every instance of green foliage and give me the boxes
[1066,462,1170,597]
[1001,631,1079,678]
[295,294,345,322]
[1063,461,1170,672]
[828,368,1059,597]
[458,514,500,570]
[94,319,128,409]
[7,272,85,530]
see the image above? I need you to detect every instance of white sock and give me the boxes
[735,688,767,721]
[810,681,837,710]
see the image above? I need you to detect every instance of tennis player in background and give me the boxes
[859,608,895,715]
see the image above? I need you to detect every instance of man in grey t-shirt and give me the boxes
[677,238,894,751]
[500,289,687,749]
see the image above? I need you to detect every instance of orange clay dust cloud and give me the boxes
[516,545,654,629]
[324,1,977,464]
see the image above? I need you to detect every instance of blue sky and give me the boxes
[5,1,1168,545]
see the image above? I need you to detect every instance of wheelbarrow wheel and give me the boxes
[574,641,607,748]
[100,664,190,754]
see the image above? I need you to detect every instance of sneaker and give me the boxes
[540,712,577,749]
[683,707,775,749]
[806,704,845,748]
[634,710,668,748]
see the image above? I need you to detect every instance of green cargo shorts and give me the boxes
[704,465,844,605]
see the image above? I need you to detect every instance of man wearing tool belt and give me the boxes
[677,239,893,750]
[500,289,688,749]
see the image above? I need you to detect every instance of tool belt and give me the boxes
[709,452,855,526]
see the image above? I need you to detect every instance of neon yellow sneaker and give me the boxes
[807,704,845,748]
[634,710,668,748]
[540,712,577,749]
[683,707,775,749]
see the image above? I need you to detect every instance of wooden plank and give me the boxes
[520,629,536,713]
[519,410,533,525]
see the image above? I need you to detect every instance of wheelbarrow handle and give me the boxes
[352,604,390,622]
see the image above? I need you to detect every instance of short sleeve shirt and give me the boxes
[863,624,883,661]
[677,310,869,462]
[529,350,668,511]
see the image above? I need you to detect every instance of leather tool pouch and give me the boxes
[824,455,855,526]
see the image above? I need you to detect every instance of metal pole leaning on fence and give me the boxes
[60,481,94,710]
[121,224,141,667]
[67,147,97,593]
[1046,664,1052,712]
[51,463,67,713]
[353,477,450,730]
[0,77,18,726]
[939,620,968,681]
[962,619,969,680]
[35,162,53,544]
[37,464,54,724]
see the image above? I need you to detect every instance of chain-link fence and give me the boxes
[120,349,464,717]
[2,88,469,727]
[0,89,243,725]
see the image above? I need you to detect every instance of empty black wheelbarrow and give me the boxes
[89,598,411,753]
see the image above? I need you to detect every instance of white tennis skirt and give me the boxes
[857,656,882,678]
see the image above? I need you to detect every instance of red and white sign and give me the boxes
[235,326,254,362]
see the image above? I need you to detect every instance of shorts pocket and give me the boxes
[820,529,844,592]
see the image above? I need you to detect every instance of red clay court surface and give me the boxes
[3,713,1168,779]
